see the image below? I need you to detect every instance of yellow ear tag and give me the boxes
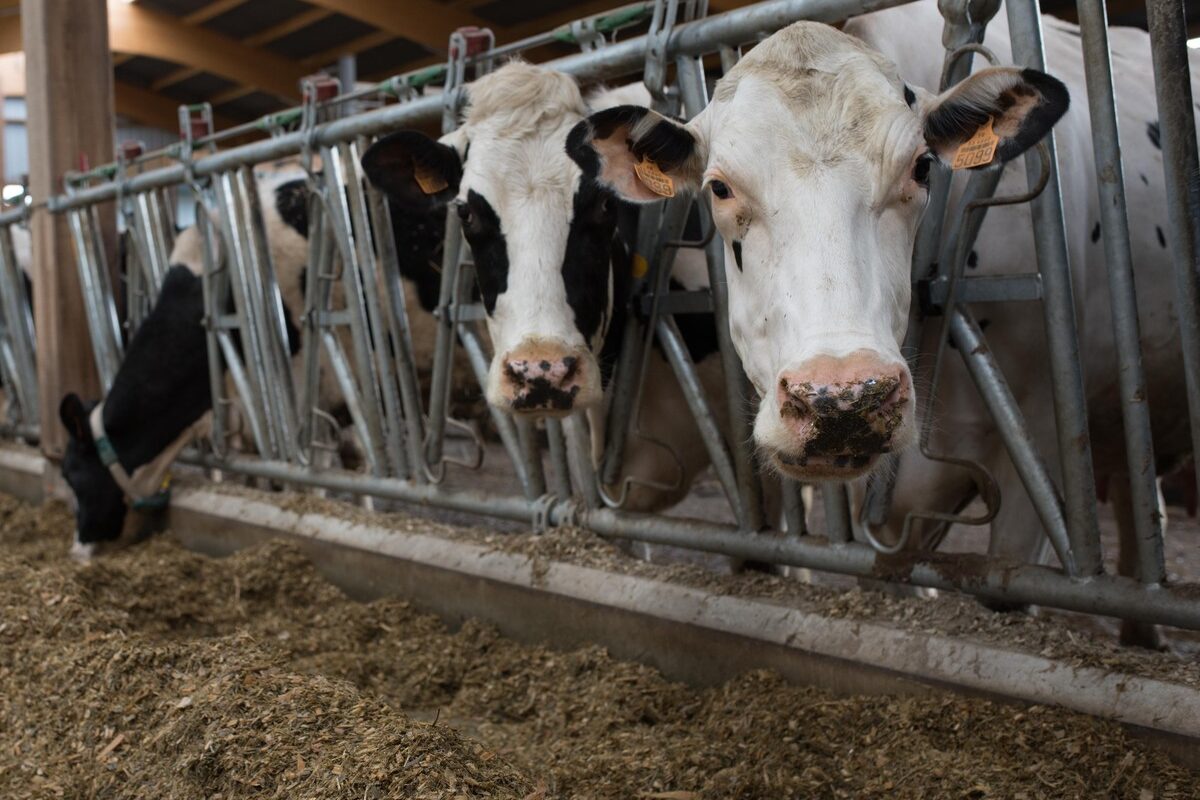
[413,159,448,195]
[951,117,999,170]
[633,157,675,198]
[631,254,649,279]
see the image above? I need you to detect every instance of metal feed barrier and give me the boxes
[18,0,1200,630]
[0,204,38,441]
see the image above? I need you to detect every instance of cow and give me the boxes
[56,170,446,558]
[361,62,729,513]
[567,1,1198,645]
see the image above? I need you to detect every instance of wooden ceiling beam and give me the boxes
[302,0,482,53]
[0,14,17,53]
[302,29,392,69]
[151,66,201,92]
[182,0,248,25]
[115,80,237,132]
[206,84,255,107]
[106,0,304,100]
[244,7,333,47]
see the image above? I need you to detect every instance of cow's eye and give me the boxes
[913,153,935,187]
[709,180,733,200]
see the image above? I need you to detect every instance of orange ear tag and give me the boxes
[413,159,448,194]
[633,157,675,198]
[951,117,999,170]
[631,254,649,279]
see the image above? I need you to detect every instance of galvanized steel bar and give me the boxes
[48,0,921,214]
[1144,0,1200,517]
[1004,0,1103,576]
[180,452,1200,631]
[949,308,1073,569]
[0,225,38,428]
[677,52,764,531]
[822,483,852,544]
[656,315,746,522]
[1073,0,1165,583]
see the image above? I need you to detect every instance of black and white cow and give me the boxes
[569,2,1198,642]
[362,62,727,511]
[56,170,447,558]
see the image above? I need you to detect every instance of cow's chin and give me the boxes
[768,449,883,481]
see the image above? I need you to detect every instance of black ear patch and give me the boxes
[362,131,463,212]
[925,69,1069,167]
[567,105,696,175]
[995,70,1069,162]
[59,392,93,444]
[274,179,310,237]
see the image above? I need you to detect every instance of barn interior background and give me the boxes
[0,0,1197,791]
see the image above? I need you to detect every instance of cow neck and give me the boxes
[99,266,214,472]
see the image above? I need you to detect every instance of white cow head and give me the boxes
[567,22,1068,480]
[363,62,624,416]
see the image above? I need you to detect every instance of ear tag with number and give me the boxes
[634,157,675,198]
[413,159,448,194]
[951,117,999,170]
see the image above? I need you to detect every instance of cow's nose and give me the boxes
[505,356,578,389]
[778,375,906,422]
[503,353,582,412]
[775,351,910,457]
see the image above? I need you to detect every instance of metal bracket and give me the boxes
[569,16,607,51]
[644,0,708,104]
[443,26,495,132]
[917,274,1043,316]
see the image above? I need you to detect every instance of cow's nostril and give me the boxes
[505,360,528,386]
[539,360,552,372]
[561,356,578,380]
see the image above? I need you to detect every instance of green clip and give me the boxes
[95,436,119,468]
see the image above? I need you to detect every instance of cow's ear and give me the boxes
[922,67,1069,168]
[362,130,463,211]
[59,393,92,445]
[567,105,704,203]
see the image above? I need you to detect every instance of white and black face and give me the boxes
[568,22,1068,480]
[362,65,622,417]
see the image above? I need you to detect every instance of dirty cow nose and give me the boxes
[504,354,582,412]
[778,374,906,422]
[775,351,911,467]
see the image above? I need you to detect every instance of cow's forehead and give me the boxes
[459,117,584,212]
[705,42,918,187]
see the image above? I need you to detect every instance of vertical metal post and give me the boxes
[1144,0,1200,515]
[950,308,1073,569]
[1073,0,1164,582]
[780,479,807,536]
[364,169,428,481]
[676,53,763,531]
[1005,0,1103,576]
[823,483,851,544]
[0,224,38,427]
[544,417,573,499]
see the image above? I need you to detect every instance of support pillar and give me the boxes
[22,0,115,473]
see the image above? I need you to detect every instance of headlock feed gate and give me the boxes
[8,0,1200,632]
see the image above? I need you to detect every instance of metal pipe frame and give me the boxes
[33,0,1200,631]
[1143,0,1200,516]
[0,223,39,431]
[1004,0,1104,576]
[180,451,1200,632]
[1073,0,1165,584]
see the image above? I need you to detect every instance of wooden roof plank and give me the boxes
[107,1,304,100]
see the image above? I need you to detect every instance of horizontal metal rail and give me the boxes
[46,0,915,213]
[180,452,1200,631]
